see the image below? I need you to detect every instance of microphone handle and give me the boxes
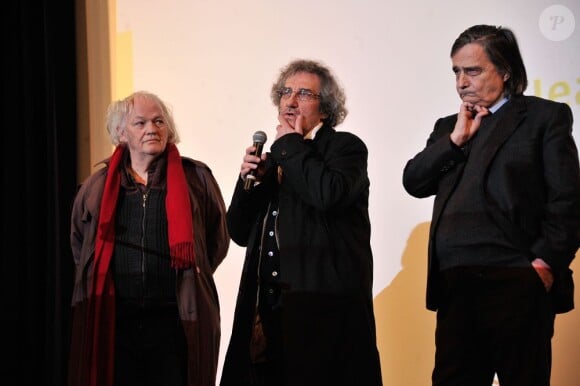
[243,173,257,191]
[243,141,264,191]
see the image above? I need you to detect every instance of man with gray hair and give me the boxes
[221,59,383,386]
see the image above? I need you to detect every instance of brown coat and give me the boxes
[68,152,229,386]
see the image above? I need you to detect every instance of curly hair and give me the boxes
[270,59,348,128]
[105,90,180,145]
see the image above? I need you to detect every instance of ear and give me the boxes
[503,73,510,81]
[117,126,126,142]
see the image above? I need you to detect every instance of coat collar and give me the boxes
[479,95,526,170]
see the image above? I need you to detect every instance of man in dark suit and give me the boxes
[403,24,580,386]
[220,59,382,386]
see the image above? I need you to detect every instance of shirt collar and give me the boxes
[489,96,509,114]
[304,122,324,140]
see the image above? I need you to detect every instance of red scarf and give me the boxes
[87,143,195,385]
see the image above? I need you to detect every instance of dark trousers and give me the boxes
[114,306,187,386]
[432,266,555,386]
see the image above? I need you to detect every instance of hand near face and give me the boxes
[450,102,490,147]
[276,113,304,140]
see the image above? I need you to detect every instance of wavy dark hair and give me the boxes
[270,59,348,128]
[451,25,528,97]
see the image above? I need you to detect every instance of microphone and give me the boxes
[244,130,268,191]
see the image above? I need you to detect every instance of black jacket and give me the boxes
[221,125,383,386]
[403,96,580,313]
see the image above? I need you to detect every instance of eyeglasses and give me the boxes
[277,87,321,102]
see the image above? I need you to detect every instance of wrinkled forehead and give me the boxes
[284,71,322,89]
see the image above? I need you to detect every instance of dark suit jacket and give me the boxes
[403,95,580,313]
[221,125,383,386]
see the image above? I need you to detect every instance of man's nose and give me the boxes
[284,92,299,106]
[456,72,469,88]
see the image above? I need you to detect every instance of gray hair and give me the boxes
[106,90,180,145]
[270,59,348,128]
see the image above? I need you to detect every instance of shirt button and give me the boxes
[272,271,278,277]
[268,251,274,257]
[272,210,278,216]
[269,231,274,236]
[268,289,274,294]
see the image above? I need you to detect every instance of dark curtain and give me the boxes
[2,1,77,385]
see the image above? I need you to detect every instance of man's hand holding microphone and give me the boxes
[242,131,268,191]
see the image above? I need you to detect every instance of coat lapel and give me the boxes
[479,96,526,172]
[479,96,533,249]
